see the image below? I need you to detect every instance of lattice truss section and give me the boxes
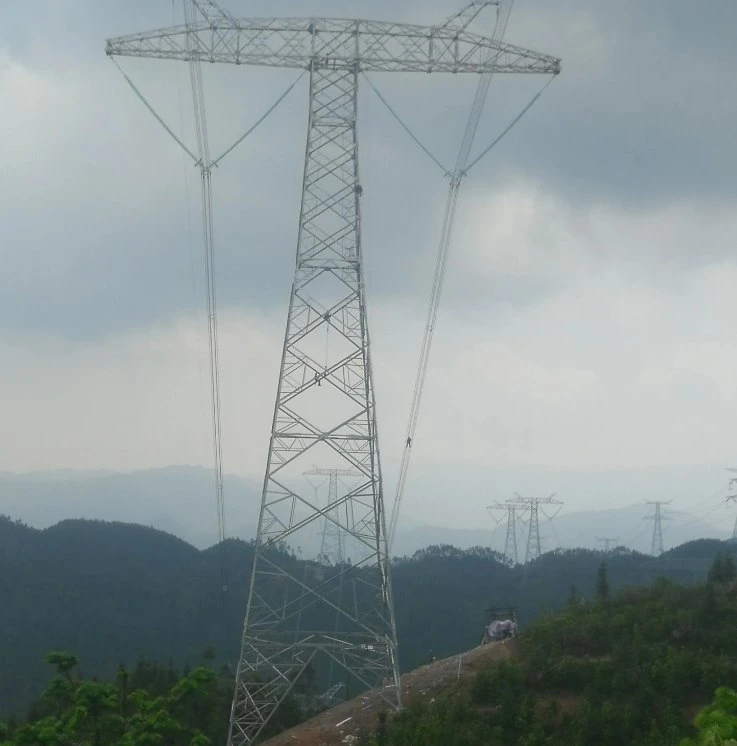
[228,66,398,745]
[106,18,560,75]
[317,470,352,567]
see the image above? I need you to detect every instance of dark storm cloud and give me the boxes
[478,0,737,207]
[1,0,734,341]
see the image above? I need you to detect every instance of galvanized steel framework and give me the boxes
[645,500,671,556]
[106,11,559,746]
[487,502,519,565]
[506,494,563,563]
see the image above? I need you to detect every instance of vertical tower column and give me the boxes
[228,62,400,746]
[503,507,518,566]
[526,500,541,563]
[320,471,345,566]
[645,500,671,557]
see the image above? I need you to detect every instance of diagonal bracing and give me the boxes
[229,64,400,744]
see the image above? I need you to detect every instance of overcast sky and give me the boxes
[2,0,737,531]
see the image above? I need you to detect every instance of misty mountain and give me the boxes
[0,467,728,556]
[0,466,260,549]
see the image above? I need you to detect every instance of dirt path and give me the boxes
[263,639,518,746]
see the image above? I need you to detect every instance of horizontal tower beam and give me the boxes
[106,17,560,75]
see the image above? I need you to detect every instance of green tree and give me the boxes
[67,681,122,746]
[11,717,66,746]
[121,690,182,746]
[44,652,79,681]
[116,665,129,719]
[681,687,737,745]
[707,552,735,584]
[41,653,80,715]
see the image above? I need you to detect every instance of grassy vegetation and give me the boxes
[359,554,737,745]
[0,652,308,746]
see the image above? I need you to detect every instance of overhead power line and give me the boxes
[183,0,226,546]
[388,0,523,549]
[110,12,306,547]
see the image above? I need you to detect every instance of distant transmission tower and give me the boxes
[644,501,672,556]
[303,467,361,694]
[487,502,518,565]
[304,468,362,567]
[106,3,559,743]
[506,494,563,563]
[596,537,619,553]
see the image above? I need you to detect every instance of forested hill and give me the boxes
[358,572,737,745]
[0,515,728,719]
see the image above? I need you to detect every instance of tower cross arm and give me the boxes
[106,17,560,75]
[304,467,363,477]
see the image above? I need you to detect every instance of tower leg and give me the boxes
[228,63,400,745]
[504,507,517,566]
[526,502,541,563]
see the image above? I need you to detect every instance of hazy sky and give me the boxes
[2,0,737,529]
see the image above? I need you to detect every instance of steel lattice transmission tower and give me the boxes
[303,466,361,695]
[644,500,672,556]
[506,494,563,563]
[487,502,519,565]
[304,467,362,567]
[596,537,619,553]
[106,5,559,744]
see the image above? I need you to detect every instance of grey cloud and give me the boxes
[2,0,735,342]
[438,0,731,211]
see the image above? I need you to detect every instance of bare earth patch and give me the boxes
[263,639,518,746]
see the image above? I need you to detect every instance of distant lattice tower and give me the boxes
[303,467,361,693]
[303,467,362,566]
[487,502,519,565]
[506,494,563,563]
[596,537,619,553]
[644,501,672,556]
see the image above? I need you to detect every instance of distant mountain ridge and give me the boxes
[0,466,727,555]
[0,466,260,549]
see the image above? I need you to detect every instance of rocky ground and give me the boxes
[263,638,518,746]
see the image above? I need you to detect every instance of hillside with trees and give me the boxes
[4,556,737,745]
[0,514,729,722]
[0,652,308,746]
[356,555,737,745]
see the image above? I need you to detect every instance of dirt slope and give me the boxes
[263,638,518,746]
